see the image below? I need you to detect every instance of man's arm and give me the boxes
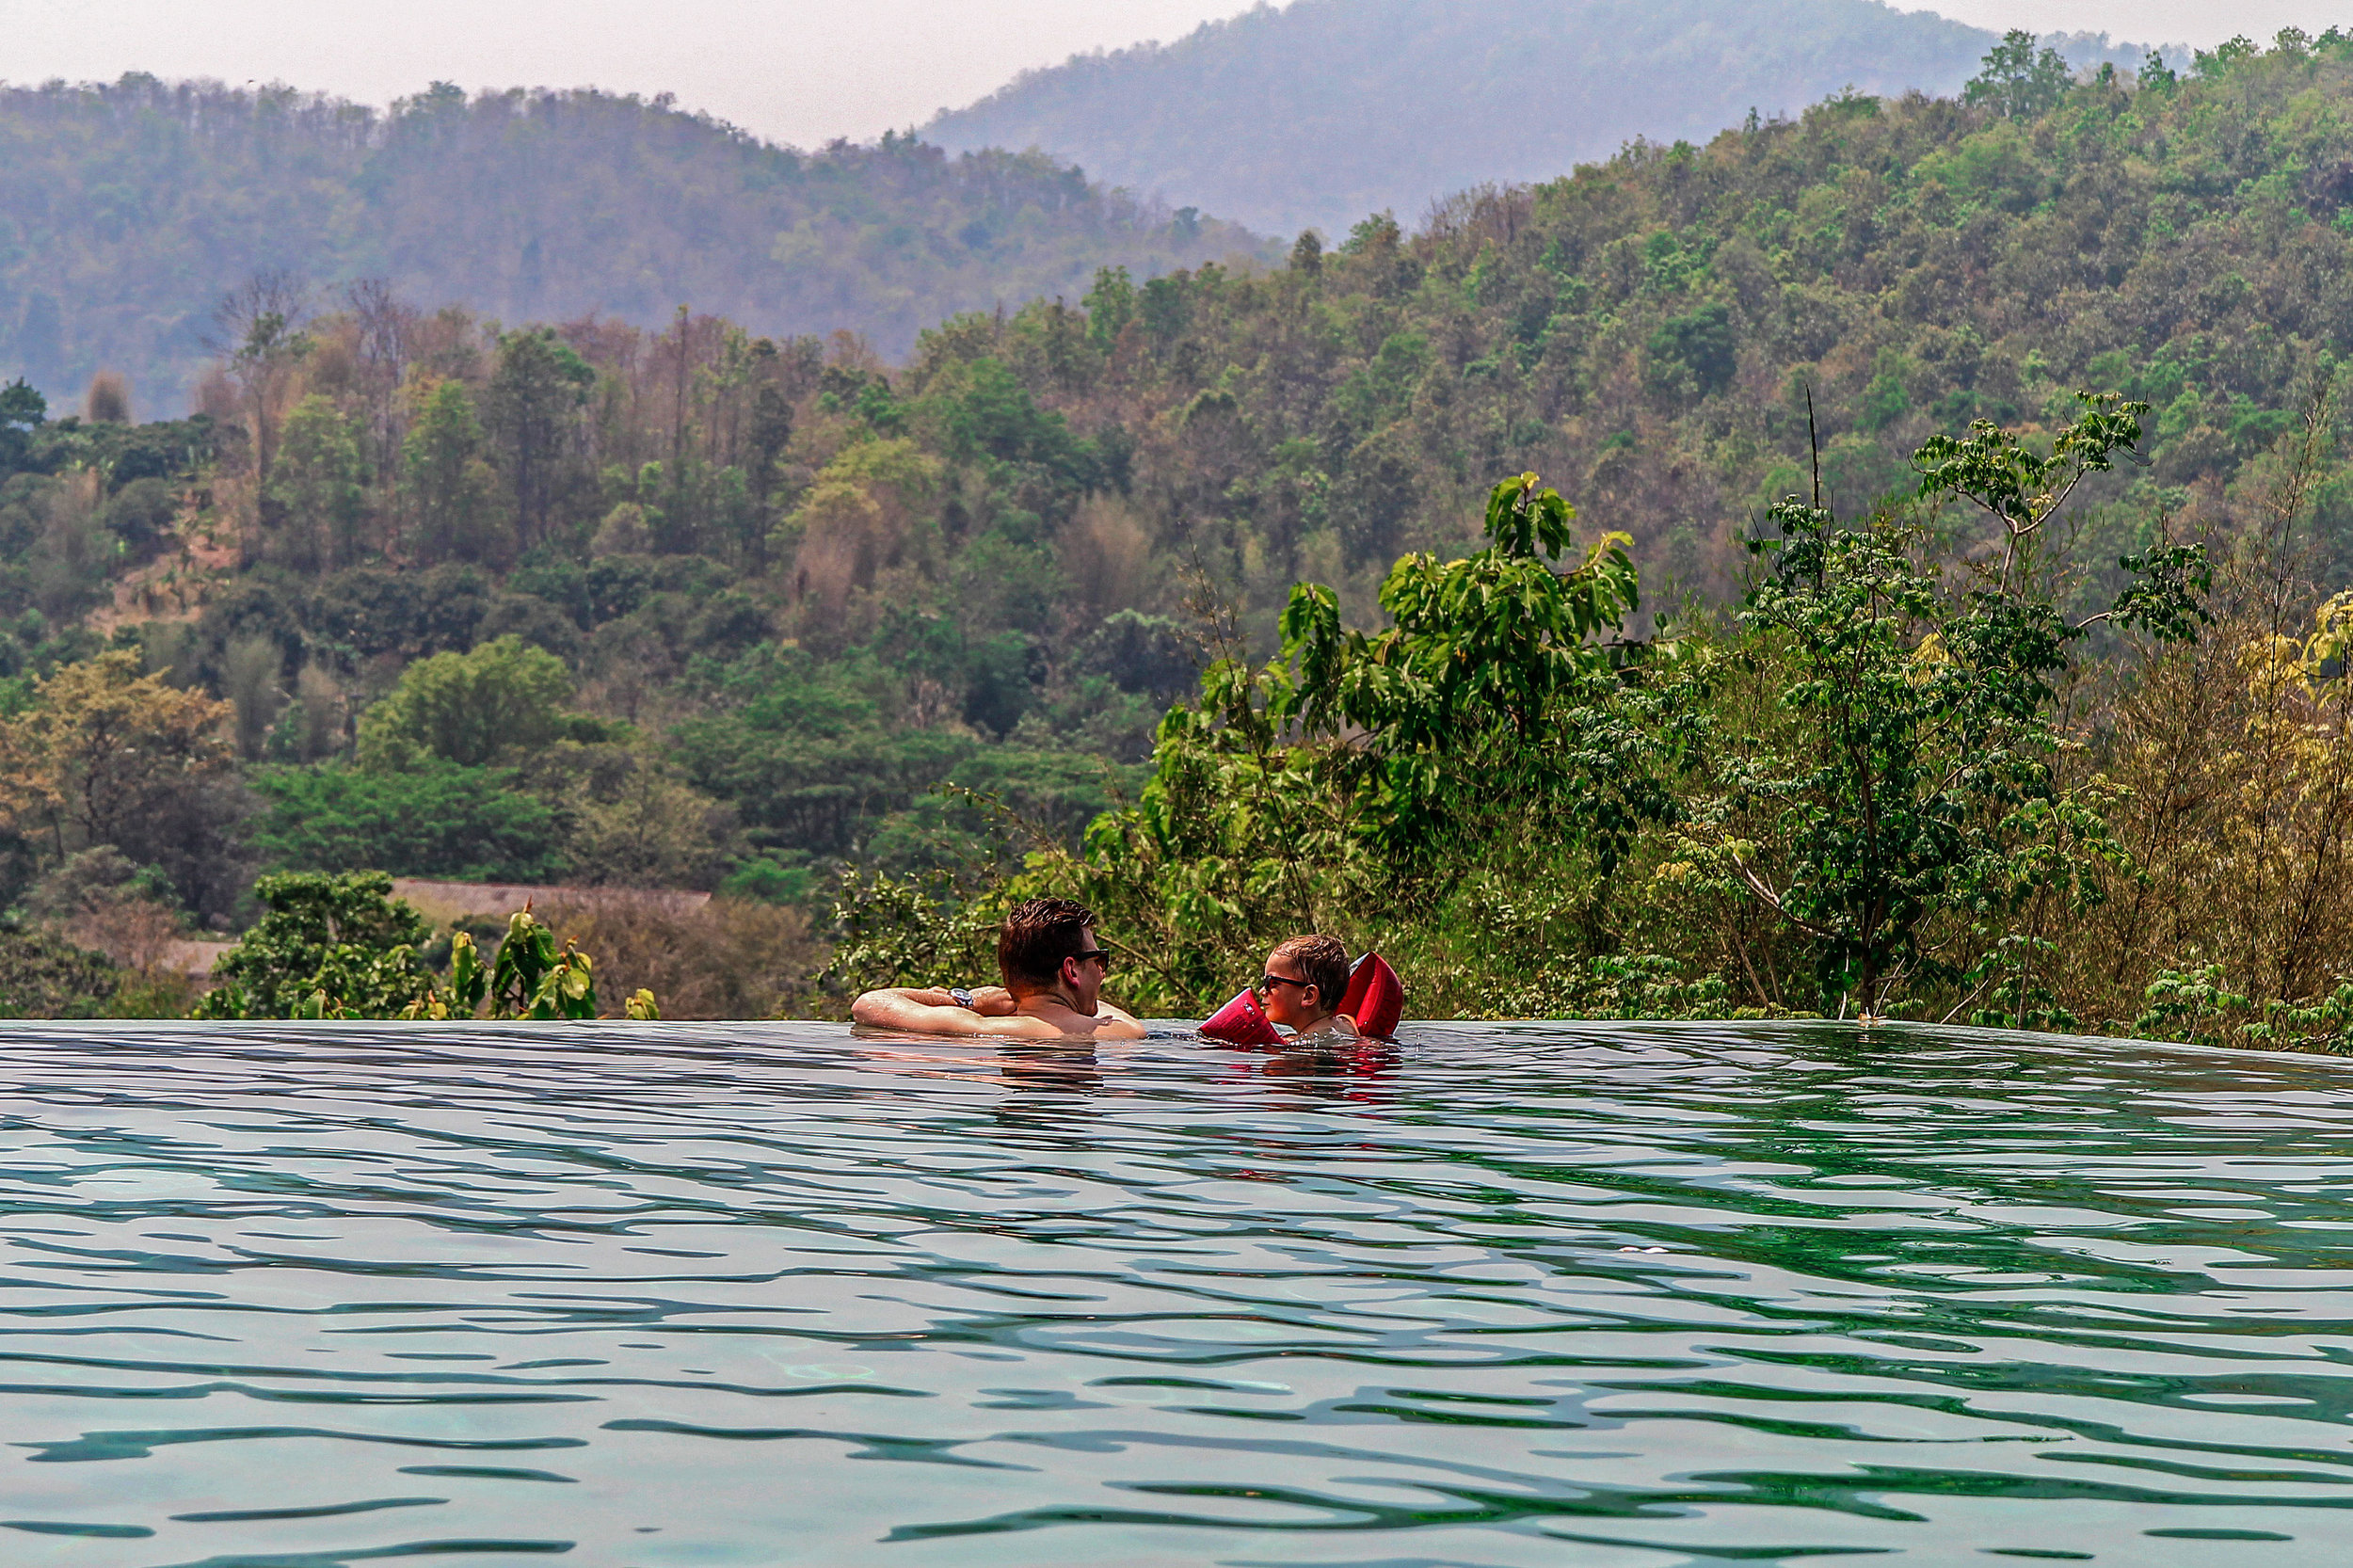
[851,987,998,1035]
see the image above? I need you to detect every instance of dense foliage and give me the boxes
[0,78,1260,411]
[928,0,2145,235]
[0,34,2350,1044]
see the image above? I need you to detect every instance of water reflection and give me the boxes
[1237,1036,1402,1103]
[0,1020,2345,1567]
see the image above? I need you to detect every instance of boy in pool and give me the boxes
[1255,936,1360,1041]
[852,896,1147,1040]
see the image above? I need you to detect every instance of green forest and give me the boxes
[5,31,2353,1046]
[0,77,1259,411]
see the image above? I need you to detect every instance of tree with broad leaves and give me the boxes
[1679,394,2209,1017]
[1038,472,1662,1012]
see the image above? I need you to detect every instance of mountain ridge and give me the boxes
[0,75,1264,413]
[925,0,2162,235]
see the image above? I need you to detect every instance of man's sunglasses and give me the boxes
[1070,948,1114,972]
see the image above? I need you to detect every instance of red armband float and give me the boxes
[1201,988,1284,1048]
[1338,952,1403,1038]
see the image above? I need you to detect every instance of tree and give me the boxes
[83,372,131,424]
[557,752,735,889]
[484,328,594,551]
[1647,304,1737,400]
[745,380,793,570]
[0,923,119,1017]
[221,634,285,760]
[1039,473,1654,1011]
[248,759,568,882]
[356,634,575,770]
[402,377,498,563]
[213,270,312,490]
[196,871,436,1018]
[0,378,45,472]
[0,651,234,860]
[1964,29,2074,119]
[1678,396,2204,1016]
[344,279,417,487]
[1281,473,1647,866]
[269,393,369,571]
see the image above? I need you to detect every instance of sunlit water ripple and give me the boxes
[0,1019,2348,1565]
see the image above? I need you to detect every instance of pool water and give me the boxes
[1,1020,2350,1566]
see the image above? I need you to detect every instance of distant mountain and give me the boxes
[925,0,2156,237]
[0,77,1263,413]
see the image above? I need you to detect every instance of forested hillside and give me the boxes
[0,76,1260,413]
[5,32,2353,1030]
[926,0,2155,235]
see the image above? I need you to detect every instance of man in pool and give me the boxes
[851,896,1148,1040]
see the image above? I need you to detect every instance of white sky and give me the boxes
[0,1,2337,149]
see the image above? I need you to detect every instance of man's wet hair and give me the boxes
[1000,897,1100,994]
[1271,935,1349,1013]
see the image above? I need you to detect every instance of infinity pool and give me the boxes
[0,1021,2348,1565]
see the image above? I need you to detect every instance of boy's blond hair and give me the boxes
[1270,935,1350,1013]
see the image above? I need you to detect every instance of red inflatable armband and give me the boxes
[1338,952,1404,1038]
[1201,988,1284,1047]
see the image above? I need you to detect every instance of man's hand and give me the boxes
[968,986,1016,1016]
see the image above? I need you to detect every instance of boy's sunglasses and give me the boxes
[1256,973,1311,994]
[1070,948,1114,972]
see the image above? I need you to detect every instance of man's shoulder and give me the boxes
[1009,1003,1144,1040]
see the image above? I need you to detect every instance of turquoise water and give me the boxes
[0,1021,2350,1566]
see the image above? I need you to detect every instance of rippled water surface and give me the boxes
[1,1021,2351,1565]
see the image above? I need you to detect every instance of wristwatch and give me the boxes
[950,987,977,1010]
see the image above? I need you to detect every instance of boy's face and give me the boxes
[1256,955,1319,1027]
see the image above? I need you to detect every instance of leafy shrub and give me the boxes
[195,871,438,1019]
[356,634,575,769]
[195,870,658,1021]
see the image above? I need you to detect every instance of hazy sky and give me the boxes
[0,1,2337,149]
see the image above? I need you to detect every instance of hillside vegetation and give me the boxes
[0,77,1260,413]
[927,0,2153,235]
[1,33,2352,1037]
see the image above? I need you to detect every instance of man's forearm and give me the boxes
[850,985,1011,1031]
[852,987,953,1027]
